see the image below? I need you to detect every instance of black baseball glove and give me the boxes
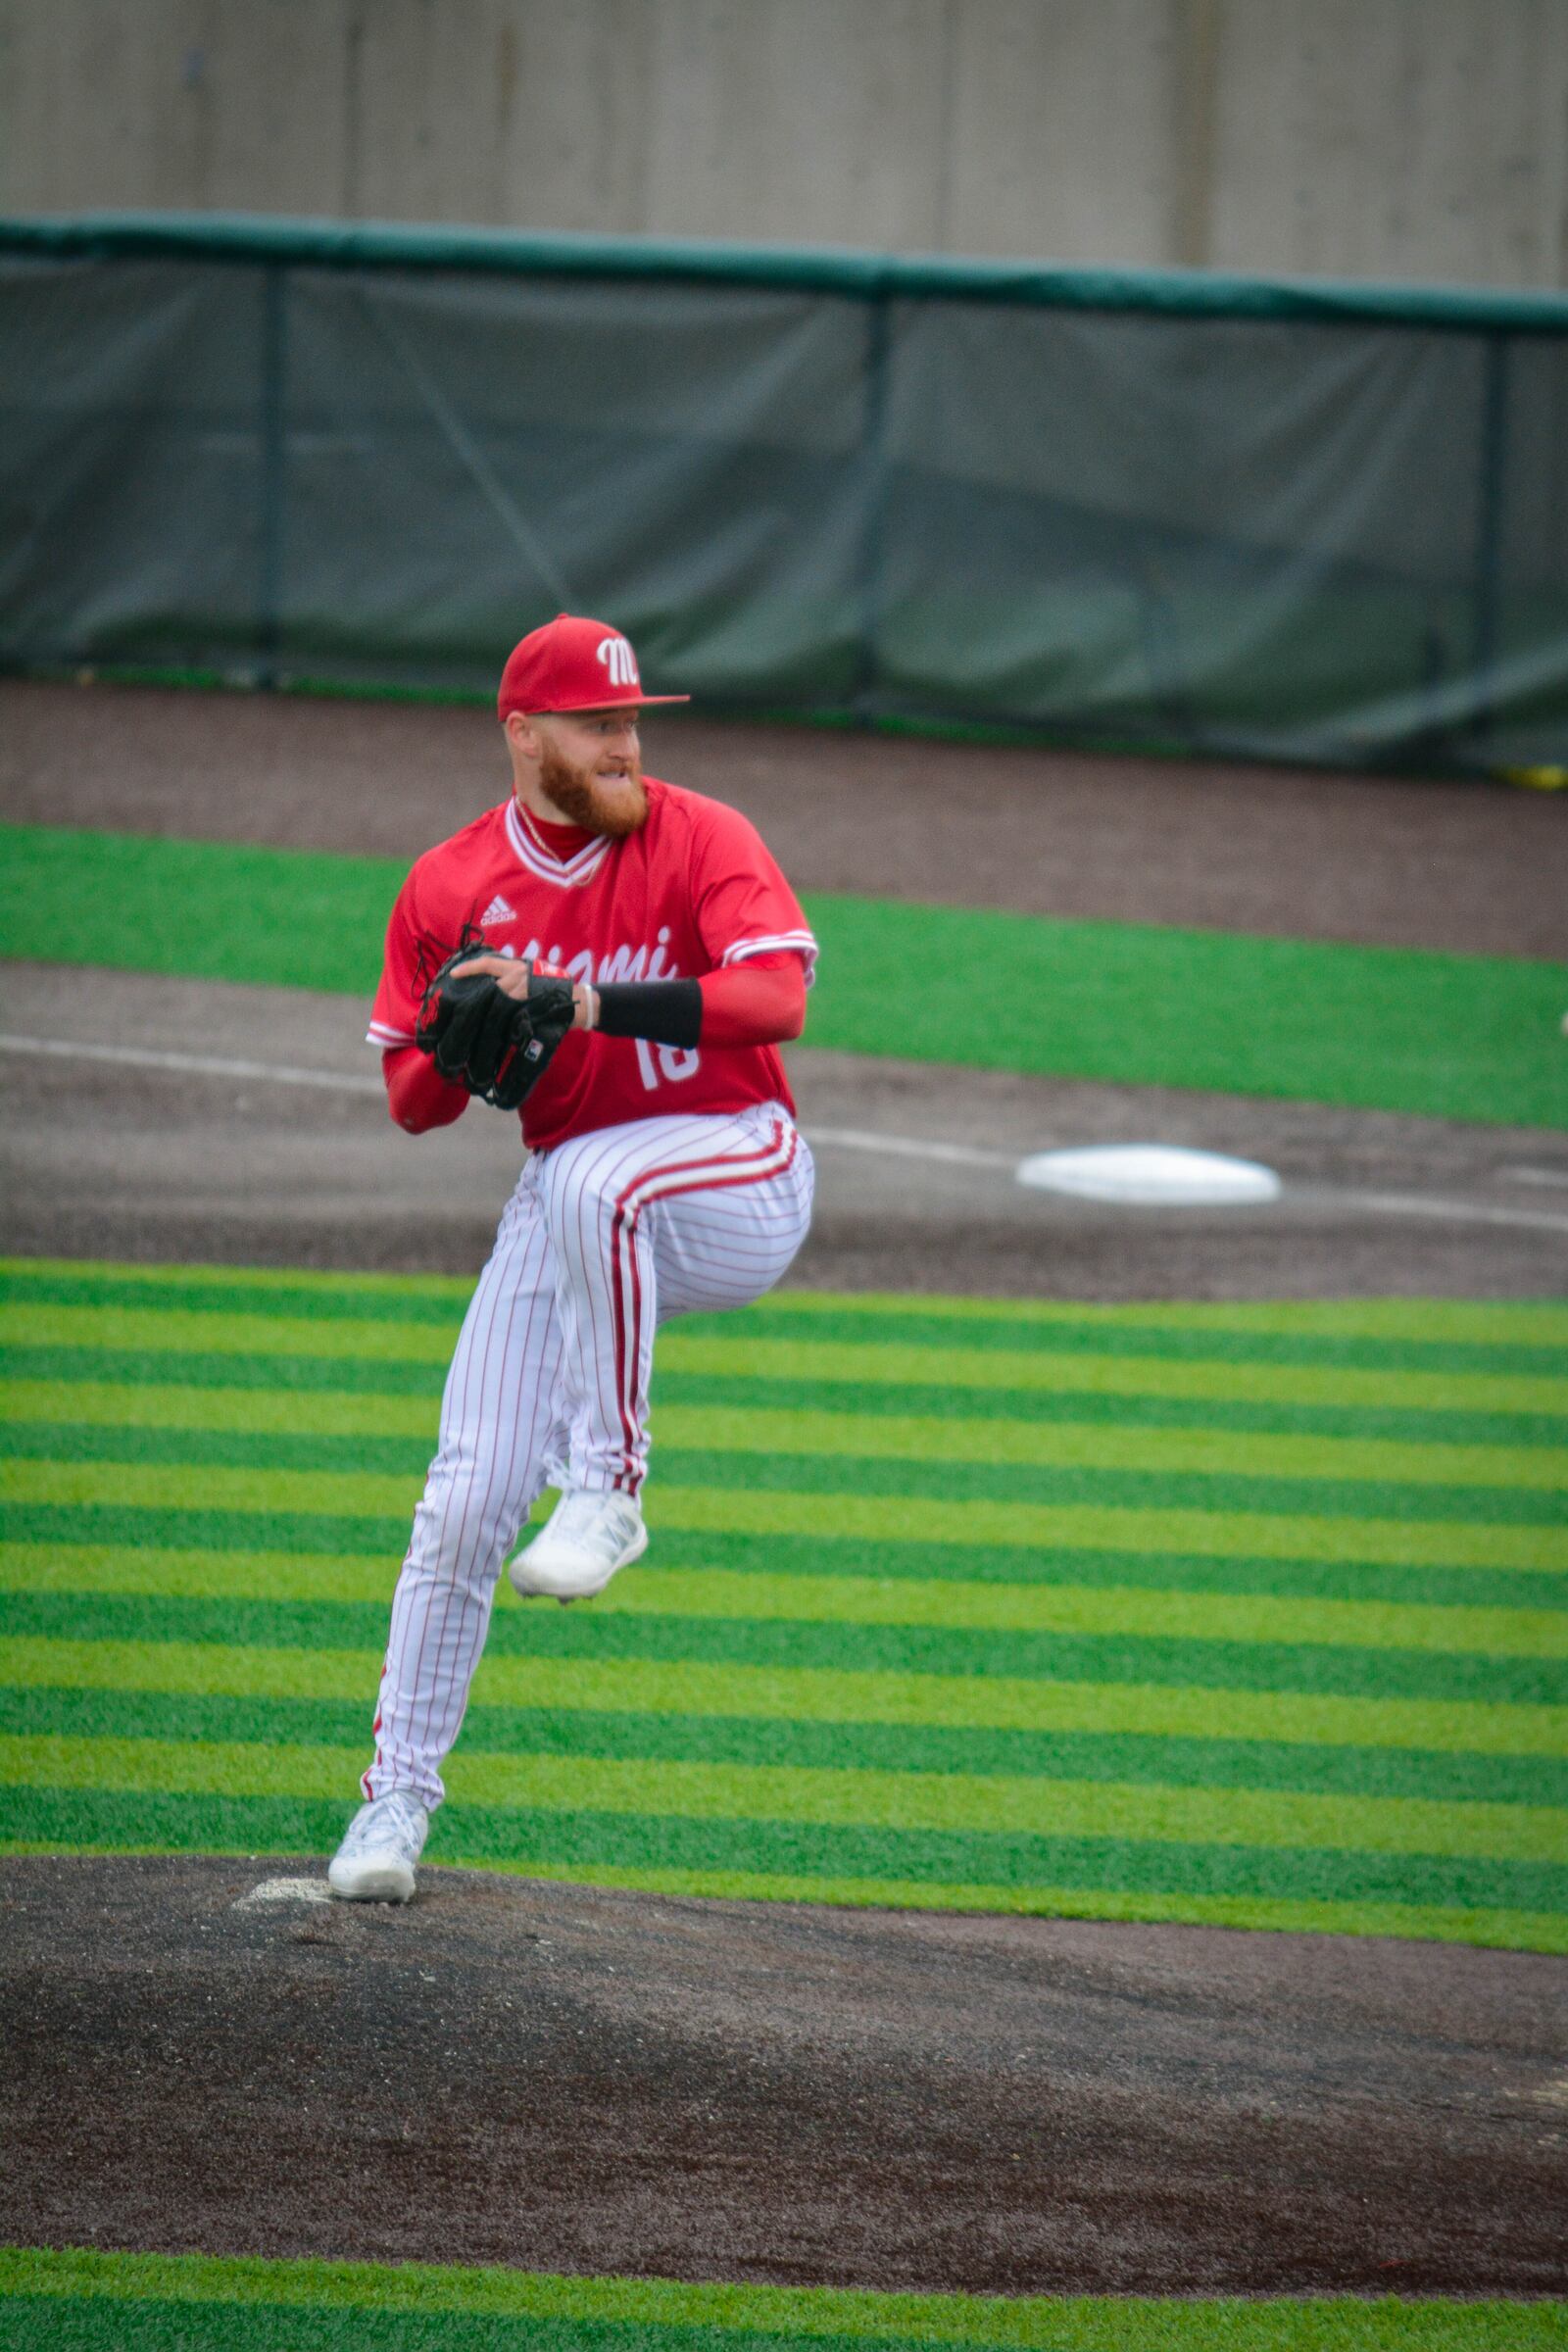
[416,945,577,1110]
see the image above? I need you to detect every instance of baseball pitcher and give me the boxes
[328,613,816,1900]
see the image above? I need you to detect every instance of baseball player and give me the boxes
[328,612,816,1901]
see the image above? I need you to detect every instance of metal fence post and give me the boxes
[256,261,288,688]
[1468,331,1509,758]
[854,287,893,724]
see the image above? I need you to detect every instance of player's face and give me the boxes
[535,710,648,838]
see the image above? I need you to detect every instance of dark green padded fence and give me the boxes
[3,213,1567,774]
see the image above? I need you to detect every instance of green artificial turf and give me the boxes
[4,2249,1565,2352]
[2,1260,1566,1949]
[2,823,1563,1125]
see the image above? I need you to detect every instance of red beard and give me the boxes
[537,739,649,839]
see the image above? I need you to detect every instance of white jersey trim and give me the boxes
[368,1020,417,1049]
[505,798,612,890]
[720,930,819,985]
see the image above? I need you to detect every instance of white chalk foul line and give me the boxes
[806,1124,1016,1169]
[0,1032,385,1096]
[1333,1190,1568,1239]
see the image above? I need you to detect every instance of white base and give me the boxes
[1016,1144,1282,1207]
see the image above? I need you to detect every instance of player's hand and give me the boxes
[416,951,579,1107]
[453,956,596,1029]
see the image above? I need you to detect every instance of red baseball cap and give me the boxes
[497,613,690,720]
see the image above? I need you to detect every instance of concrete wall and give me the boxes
[3,0,1566,288]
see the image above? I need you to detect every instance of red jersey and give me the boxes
[368,778,817,1152]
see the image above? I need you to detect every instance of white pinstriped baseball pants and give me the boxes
[364,1102,813,1808]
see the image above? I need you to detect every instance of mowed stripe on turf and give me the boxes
[1,1263,1565,1948]
[8,1516,1557,1614]
[6,1727,1566,1866]
[8,1362,1568,1453]
[10,1631,1566,1755]
[8,1460,1565,1580]
[11,1675,1565,1808]
[13,1424,1565,1538]
[4,1498,1563,1650]
[7,1295,1568,1416]
[10,1377,1567,1491]
[11,1259,1568,1354]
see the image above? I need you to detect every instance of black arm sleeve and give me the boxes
[594,978,704,1050]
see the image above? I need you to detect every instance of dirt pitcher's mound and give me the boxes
[3,1856,1565,2296]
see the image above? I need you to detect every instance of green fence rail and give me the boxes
[3,212,1566,774]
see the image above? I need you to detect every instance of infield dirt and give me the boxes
[5,1856,1567,2298]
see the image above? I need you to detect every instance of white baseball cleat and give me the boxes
[327,1789,429,1902]
[509,1490,647,1601]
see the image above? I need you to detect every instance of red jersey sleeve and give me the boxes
[368,854,465,1052]
[698,956,807,1046]
[382,1045,468,1131]
[687,798,817,984]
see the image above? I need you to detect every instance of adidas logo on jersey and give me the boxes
[480,894,517,927]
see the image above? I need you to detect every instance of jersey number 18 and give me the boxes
[634,1041,701,1090]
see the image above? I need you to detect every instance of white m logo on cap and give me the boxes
[597,636,641,690]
